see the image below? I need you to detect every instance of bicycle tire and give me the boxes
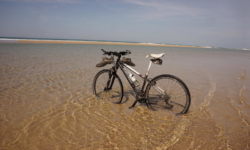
[145,74,191,115]
[93,69,124,104]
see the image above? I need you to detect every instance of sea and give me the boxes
[0,40,250,149]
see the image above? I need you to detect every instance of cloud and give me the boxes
[124,0,203,20]
[1,0,84,3]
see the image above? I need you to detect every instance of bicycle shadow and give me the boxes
[121,89,136,104]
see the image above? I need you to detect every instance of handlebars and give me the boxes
[101,49,131,57]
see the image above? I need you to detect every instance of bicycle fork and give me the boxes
[104,70,116,91]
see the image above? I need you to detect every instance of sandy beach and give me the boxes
[0,43,249,149]
[14,39,202,48]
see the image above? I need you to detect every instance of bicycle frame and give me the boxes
[98,49,166,108]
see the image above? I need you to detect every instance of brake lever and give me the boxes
[101,49,107,55]
[126,50,131,54]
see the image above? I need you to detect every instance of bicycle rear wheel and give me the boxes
[145,74,191,115]
[93,69,123,104]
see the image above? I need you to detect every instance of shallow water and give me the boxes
[0,43,250,149]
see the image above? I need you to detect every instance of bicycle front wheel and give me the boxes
[146,74,191,115]
[93,69,123,104]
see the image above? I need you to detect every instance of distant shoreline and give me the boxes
[0,39,202,48]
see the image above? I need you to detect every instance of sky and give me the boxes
[0,0,249,49]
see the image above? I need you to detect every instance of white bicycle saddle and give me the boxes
[146,53,165,59]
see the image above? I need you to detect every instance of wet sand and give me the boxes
[15,39,201,48]
[0,43,250,149]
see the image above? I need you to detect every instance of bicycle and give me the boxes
[92,49,191,115]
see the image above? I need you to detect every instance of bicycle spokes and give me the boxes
[146,75,191,115]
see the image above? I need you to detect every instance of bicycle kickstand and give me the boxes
[129,94,140,109]
[129,100,138,109]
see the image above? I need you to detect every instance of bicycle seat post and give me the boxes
[146,61,152,76]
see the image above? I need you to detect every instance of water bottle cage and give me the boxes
[130,74,139,87]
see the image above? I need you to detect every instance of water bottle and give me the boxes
[124,70,130,79]
[129,73,140,87]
